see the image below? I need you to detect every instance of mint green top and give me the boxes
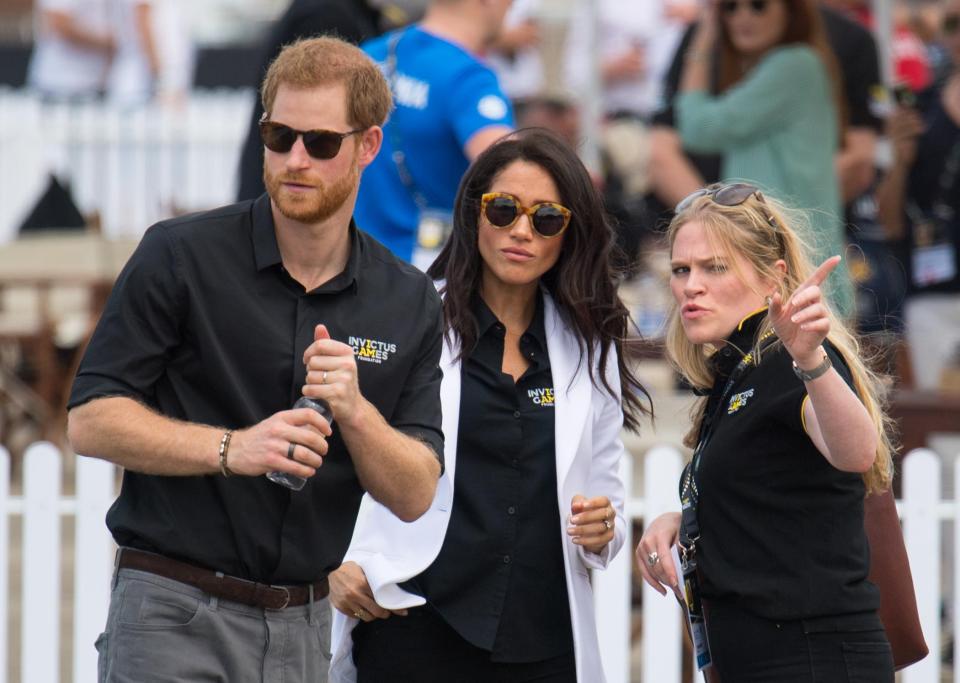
[676,45,853,317]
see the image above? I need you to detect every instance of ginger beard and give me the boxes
[263,147,360,224]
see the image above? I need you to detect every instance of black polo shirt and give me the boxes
[407,294,574,662]
[68,194,444,584]
[691,311,879,620]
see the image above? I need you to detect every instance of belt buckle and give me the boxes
[269,585,291,610]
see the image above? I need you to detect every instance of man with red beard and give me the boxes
[65,37,444,683]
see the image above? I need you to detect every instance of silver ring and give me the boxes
[603,519,612,530]
[322,371,327,385]
[287,442,297,461]
[646,551,660,567]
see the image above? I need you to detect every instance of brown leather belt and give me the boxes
[117,548,329,610]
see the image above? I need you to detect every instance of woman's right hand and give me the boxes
[329,561,399,622]
[635,512,682,597]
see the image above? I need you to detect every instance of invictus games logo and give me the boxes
[349,336,397,364]
[528,387,555,407]
[727,388,755,414]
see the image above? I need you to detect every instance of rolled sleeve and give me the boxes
[68,225,185,410]
[388,282,445,472]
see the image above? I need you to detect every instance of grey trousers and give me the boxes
[96,568,331,683]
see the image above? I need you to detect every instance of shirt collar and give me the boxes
[472,291,547,347]
[250,193,362,294]
[710,307,769,377]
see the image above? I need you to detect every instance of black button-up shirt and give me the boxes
[409,294,573,663]
[692,311,878,620]
[68,194,444,584]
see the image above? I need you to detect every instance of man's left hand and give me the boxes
[303,324,365,428]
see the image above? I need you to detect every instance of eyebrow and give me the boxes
[670,256,729,267]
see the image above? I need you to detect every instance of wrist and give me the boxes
[792,346,832,381]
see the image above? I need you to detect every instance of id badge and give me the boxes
[912,242,957,287]
[412,209,453,272]
[677,546,713,671]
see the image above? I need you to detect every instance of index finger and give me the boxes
[798,255,841,291]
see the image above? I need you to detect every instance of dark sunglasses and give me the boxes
[480,192,572,238]
[944,14,960,34]
[675,182,764,213]
[720,0,770,15]
[259,118,364,160]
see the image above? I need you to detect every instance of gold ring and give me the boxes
[353,608,364,619]
[322,371,327,384]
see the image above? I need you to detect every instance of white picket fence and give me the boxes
[0,443,950,682]
[0,88,254,244]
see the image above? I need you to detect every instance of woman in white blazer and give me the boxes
[327,129,650,682]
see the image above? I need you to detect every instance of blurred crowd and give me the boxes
[12,0,960,397]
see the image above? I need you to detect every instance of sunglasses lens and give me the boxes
[945,15,960,33]
[720,0,737,13]
[485,197,520,227]
[532,205,568,237]
[713,183,757,206]
[750,0,767,12]
[303,131,342,160]
[260,122,296,153]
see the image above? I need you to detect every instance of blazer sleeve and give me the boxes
[577,344,627,570]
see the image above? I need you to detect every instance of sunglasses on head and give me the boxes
[944,14,960,34]
[259,118,364,160]
[480,192,572,238]
[675,182,766,213]
[720,0,770,15]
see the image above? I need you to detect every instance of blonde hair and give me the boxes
[665,188,895,494]
[261,36,392,130]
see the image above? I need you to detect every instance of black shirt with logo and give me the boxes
[691,311,879,620]
[68,194,444,584]
[405,293,574,662]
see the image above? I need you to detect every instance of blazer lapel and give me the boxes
[439,333,461,489]
[544,293,590,487]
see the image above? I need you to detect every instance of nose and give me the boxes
[508,211,535,240]
[683,269,705,297]
[285,135,312,170]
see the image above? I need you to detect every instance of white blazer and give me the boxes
[329,292,628,682]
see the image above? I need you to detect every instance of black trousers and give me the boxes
[352,606,576,683]
[706,604,894,682]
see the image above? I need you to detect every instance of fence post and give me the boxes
[22,442,62,683]
[72,456,115,683]
[594,454,633,683]
[0,447,9,683]
[902,448,940,683]
[641,446,683,683]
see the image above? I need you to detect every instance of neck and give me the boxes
[480,278,539,333]
[419,6,489,54]
[271,199,354,291]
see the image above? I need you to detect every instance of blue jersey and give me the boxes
[356,26,514,263]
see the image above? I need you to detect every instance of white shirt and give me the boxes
[27,0,112,97]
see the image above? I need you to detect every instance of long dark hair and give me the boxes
[427,128,651,432]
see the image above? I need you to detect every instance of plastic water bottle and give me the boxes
[266,396,333,491]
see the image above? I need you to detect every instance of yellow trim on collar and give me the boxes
[737,306,769,332]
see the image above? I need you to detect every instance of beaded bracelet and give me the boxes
[218,430,235,477]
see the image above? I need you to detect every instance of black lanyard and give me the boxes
[679,333,776,558]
